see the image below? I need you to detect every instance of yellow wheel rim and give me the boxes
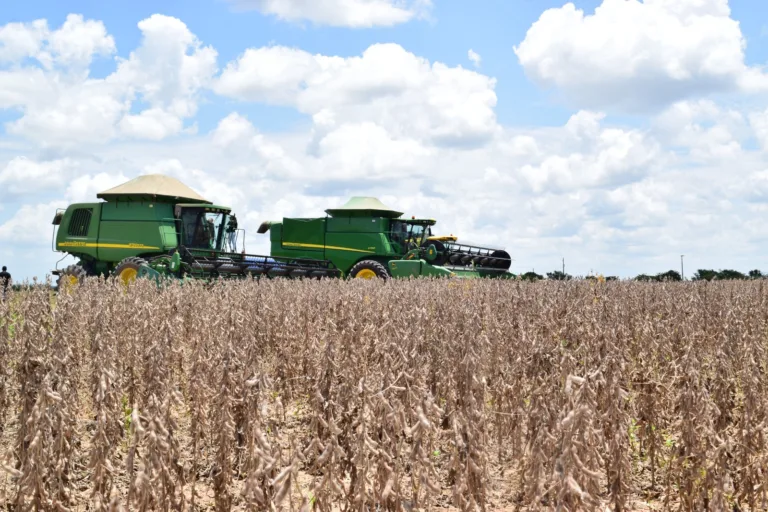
[355,268,377,279]
[59,274,79,294]
[119,267,138,286]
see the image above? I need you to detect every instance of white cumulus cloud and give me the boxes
[748,108,768,151]
[119,108,185,141]
[214,43,499,146]
[64,172,130,204]
[45,14,116,68]
[516,111,662,194]
[514,0,768,111]
[0,201,67,244]
[0,14,114,68]
[313,121,433,180]
[0,13,216,147]
[112,14,218,120]
[5,78,128,146]
[468,49,481,68]
[225,0,432,27]
[0,19,49,63]
[654,99,746,159]
[0,157,76,198]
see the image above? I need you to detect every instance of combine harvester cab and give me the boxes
[258,197,513,279]
[50,174,341,288]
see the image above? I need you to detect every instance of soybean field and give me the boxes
[0,278,766,511]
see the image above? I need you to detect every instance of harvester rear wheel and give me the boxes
[57,264,87,290]
[349,260,390,280]
[113,257,148,287]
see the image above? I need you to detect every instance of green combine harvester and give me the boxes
[50,175,512,287]
[50,174,342,288]
[257,197,513,279]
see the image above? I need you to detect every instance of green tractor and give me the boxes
[50,174,341,288]
[258,197,513,279]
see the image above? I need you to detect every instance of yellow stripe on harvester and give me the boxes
[281,242,374,253]
[58,241,161,250]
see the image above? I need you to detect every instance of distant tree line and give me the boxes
[517,270,619,281]
[632,269,766,282]
[689,269,765,281]
[514,268,768,282]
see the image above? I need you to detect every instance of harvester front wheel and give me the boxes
[113,257,148,287]
[349,260,390,280]
[57,264,87,290]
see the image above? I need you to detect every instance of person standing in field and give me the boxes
[0,266,10,300]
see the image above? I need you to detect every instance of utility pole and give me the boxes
[562,257,565,275]
[681,255,684,281]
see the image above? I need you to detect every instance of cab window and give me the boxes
[180,208,226,249]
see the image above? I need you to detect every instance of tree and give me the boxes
[656,270,681,282]
[692,269,718,281]
[749,269,763,279]
[521,271,543,281]
[717,269,746,280]
[546,270,572,281]
[634,271,680,282]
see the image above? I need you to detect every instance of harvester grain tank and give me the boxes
[258,197,513,279]
[50,174,341,288]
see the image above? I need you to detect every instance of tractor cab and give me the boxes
[174,204,238,252]
[389,218,434,252]
[389,218,458,255]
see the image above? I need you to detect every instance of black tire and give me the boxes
[113,257,149,286]
[421,240,447,266]
[57,264,87,289]
[349,259,390,280]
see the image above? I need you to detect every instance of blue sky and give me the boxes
[2,0,768,281]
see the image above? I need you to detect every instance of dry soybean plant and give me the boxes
[0,276,767,510]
